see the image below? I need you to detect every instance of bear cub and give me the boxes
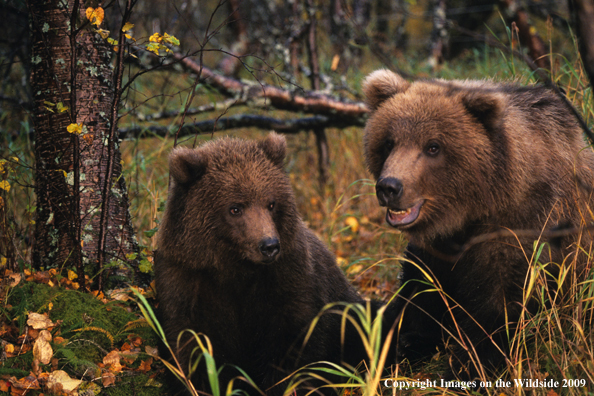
[155,133,370,395]
[362,69,594,378]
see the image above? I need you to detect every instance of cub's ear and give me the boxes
[169,146,208,186]
[363,69,410,111]
[259,132,286,168]
[460,90,506,133]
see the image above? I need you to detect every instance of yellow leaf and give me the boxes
[163,32,180,46]
[56,102,69,113]
[331,54,340,71]
[149,32,162,43]
[48,302,53,311]
[67,123,83,135]
[146,42,160,55]
[97,28,110,39]
[0,180,10,192]
[86,7,104,27]
[345,216,359,233]
[0,257,6,267]
[68,269,78,280]
[122,22,134,32]
[125,33,132,39]
[347,264,364,275]
[11,157,19,162]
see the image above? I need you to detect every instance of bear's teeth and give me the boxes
[389,208,411,216]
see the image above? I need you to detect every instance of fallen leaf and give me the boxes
[102,372,116,387]
[79,381,102,395]
[8,273,21,287]
[47,370,82,393]
[10,375,40,391]
[27,312,55,330]
[108,288,131,301]
[5,343,15,354]
[345,216,360,233]
[127,334,142,347]
[103,350,123,373]
[138,357,153,373]
[32,359,41,376]
[32,330,53,364]
[145,345,159,357]
[28,327,39,339]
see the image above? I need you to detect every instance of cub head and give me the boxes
[161,132,299,267]
[362,69,508,242]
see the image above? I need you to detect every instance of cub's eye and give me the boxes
[229,206,242,216]
[268,201,275,211]
[385,139,394,150]
[426,142,441,156]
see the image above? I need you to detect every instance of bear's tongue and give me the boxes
[386,201,423,227]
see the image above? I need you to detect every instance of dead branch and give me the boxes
[128,99,246,122]
[118,114,360,140]
[171,52,368,119]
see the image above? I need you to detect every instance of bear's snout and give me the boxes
[376,177,403,207]
[258,237,280,260]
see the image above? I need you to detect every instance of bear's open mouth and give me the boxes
[386,200,424,227]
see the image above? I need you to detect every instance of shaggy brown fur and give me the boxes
[362,69,594,378]
[155,133,367,395]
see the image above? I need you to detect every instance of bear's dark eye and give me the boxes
[425,142,441,156]
[268,201,275,211]
[229,206,242,216]
[382,138,395,158]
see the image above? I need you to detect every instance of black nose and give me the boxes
[259,237,280,259]
[376,177,403,207]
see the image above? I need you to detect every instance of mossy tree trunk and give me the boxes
[29,0,141,290]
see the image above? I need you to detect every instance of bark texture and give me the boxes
[29,0,140,288]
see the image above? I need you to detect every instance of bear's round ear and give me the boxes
[460,90,506,133]
[168,147,208,186]
[259,132,286,168]
[363,69,411,111]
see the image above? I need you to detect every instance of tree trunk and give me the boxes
[29,0,141,289]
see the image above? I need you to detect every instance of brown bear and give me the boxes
[155,133,372,395]
[362,69,594,378]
